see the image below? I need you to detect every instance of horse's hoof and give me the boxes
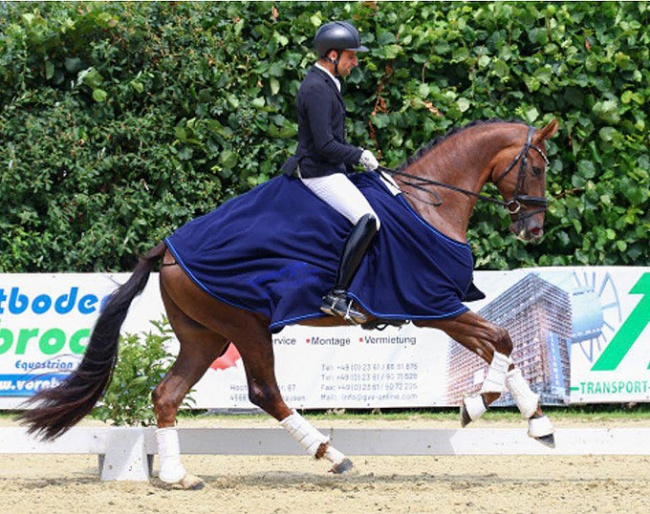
[460,395,486,428]
[329,458,354,474]
[534,433,556,448]
[152,473,205,490]
[528,415,555,448]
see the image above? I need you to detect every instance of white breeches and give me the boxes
[301,173,381,229]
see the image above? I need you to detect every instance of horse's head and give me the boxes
[492,119,559,242]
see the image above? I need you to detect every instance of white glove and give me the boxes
[359,149,379,171]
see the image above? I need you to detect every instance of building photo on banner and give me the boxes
[0,267,648,410]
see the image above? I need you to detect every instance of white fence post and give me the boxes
[98,427,154,481]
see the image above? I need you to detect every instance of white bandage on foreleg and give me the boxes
[156,427,187,483]
[463,395,487,422]
[505,367,539,419]
[480,351,512,394]
[528,415,555,438]
[280,410,345,464]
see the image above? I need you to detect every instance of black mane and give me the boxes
[399,118,528,171]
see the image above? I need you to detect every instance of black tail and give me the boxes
[19,242,167,440]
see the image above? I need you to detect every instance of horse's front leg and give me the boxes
[418,311,513,417]
[417,311,555,447]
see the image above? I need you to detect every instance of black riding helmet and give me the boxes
[313,21,369,58]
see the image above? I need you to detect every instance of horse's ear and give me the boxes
[536,118,559,141]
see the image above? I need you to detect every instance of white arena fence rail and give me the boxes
[1,426,649,481]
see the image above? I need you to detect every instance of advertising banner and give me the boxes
[1,268,649,409]
[0,273,163,409]
[200,323,445,410]
[467,268,650,405]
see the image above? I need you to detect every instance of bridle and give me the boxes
[378,126,550,221]
[493,126,549,217]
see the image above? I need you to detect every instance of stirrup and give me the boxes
[320,294,367,325]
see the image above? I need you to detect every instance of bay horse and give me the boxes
[22,118,559,490]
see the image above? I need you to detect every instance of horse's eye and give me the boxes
[532,166,543,176]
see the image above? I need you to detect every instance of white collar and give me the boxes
[315,63,341,92]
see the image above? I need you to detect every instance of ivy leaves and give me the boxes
[0,1,648,272]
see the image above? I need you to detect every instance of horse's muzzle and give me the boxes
[510,220,544,242]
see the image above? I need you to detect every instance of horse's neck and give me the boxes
[399,126,512,243]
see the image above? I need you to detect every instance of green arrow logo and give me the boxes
[592,272,650,371]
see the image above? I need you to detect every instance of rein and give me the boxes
[378,165,505,208]
[379,126,549,219]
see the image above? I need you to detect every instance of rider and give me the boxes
[282,21,380,325]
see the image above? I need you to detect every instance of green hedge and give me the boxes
[0,1,648,272]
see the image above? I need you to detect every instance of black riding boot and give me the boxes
[320,214,378,324]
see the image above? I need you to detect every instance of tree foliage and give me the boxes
[0,1,648,272]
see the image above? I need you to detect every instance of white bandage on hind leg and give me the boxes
[156,427,187,483]
[280,410,345,464]
[280,410,327,456]
[322,443,346,465]
[505,367,539,419]
[480,351,512,394]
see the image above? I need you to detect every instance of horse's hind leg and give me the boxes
[419,311,555,447]
[159,255,352,476]
[152,284,229,490]
[234,326,353,473]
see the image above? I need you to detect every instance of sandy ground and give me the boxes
[2,414,649,514]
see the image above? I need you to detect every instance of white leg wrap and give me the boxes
[480,351,512,394]
[505,368,539,419]
[528,415,555,438]
[463,394,487,422]
[156,427,187,483]
[323,445,346,465]
[280,410,345,464]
